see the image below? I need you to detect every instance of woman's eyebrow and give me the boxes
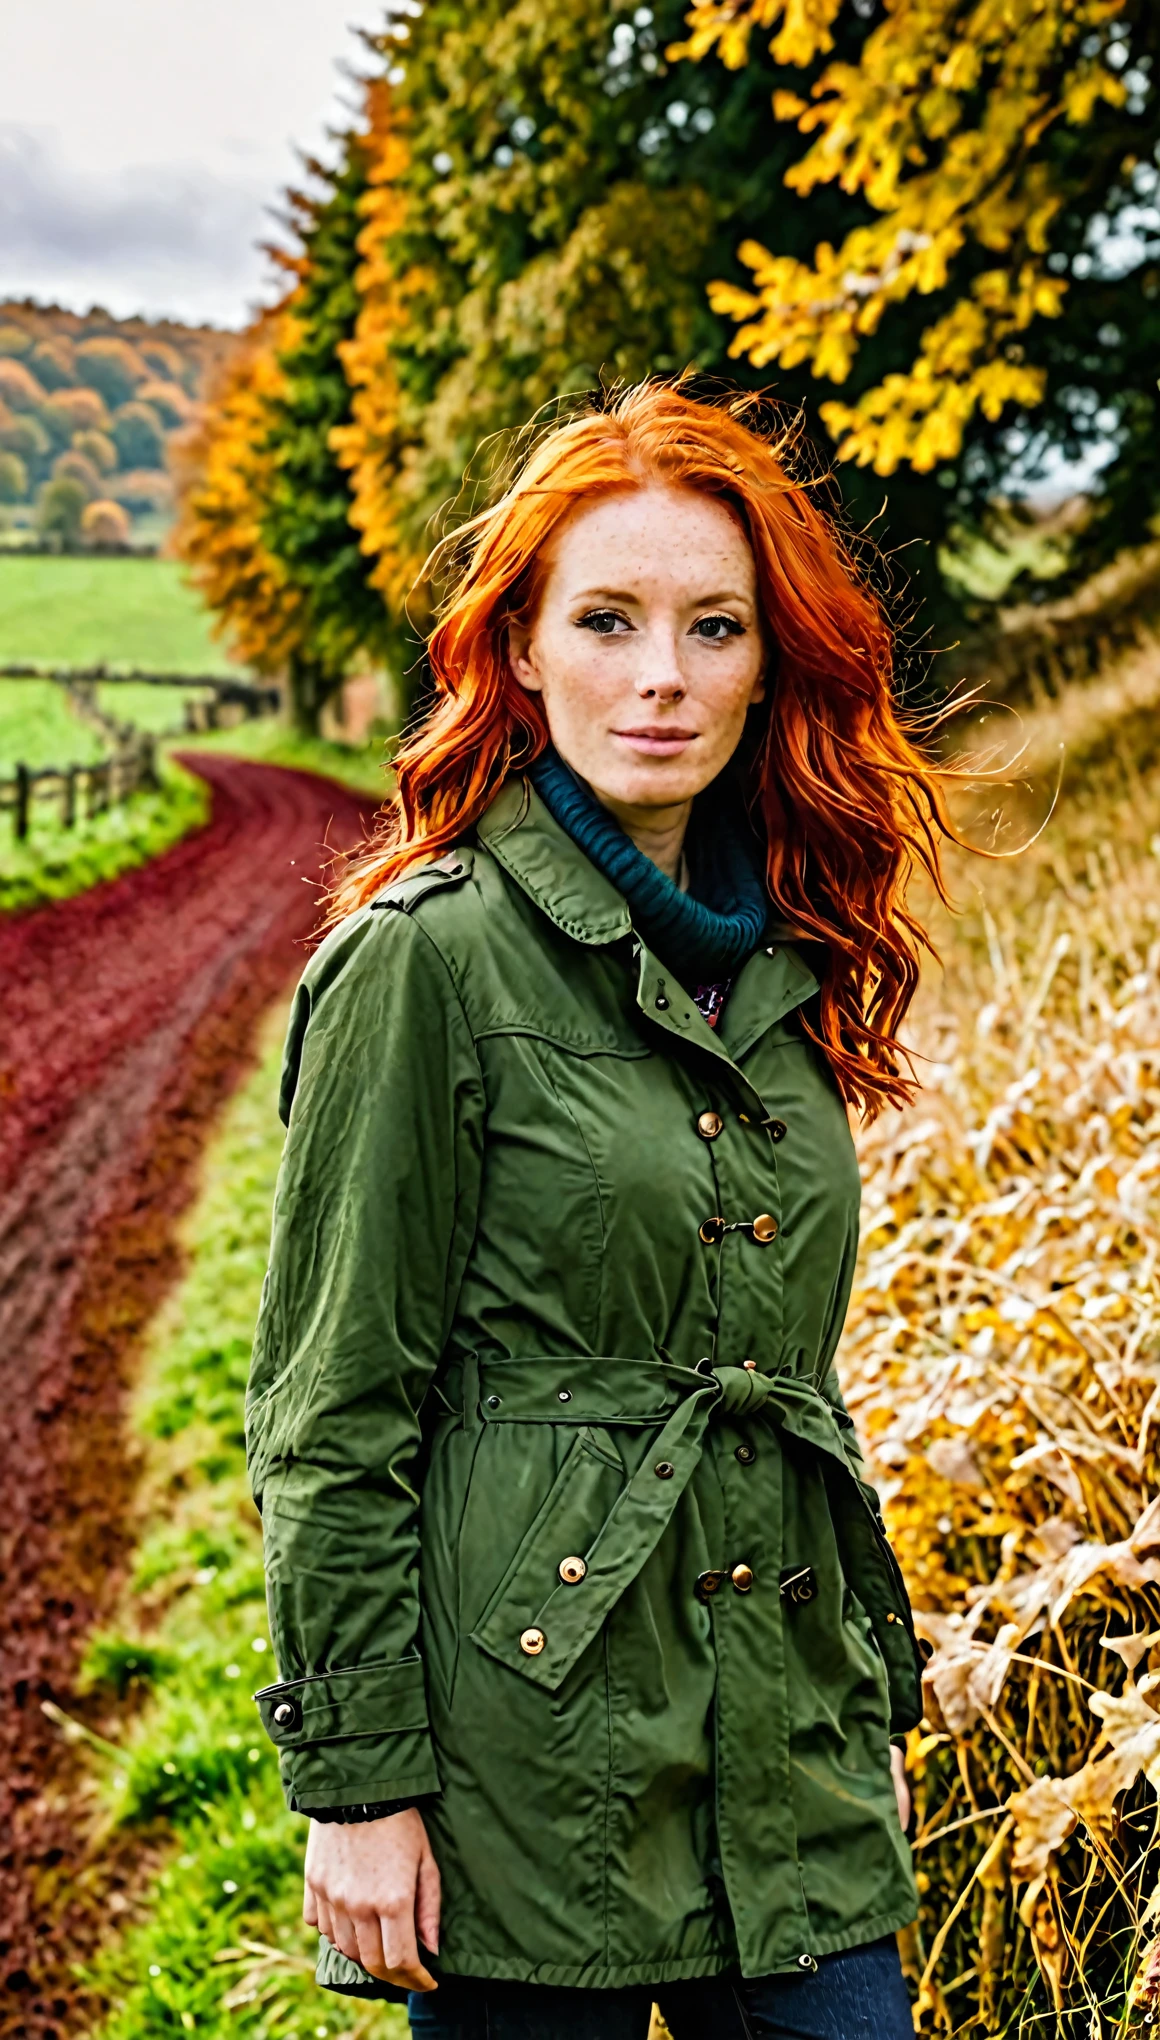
[570,587,753,606]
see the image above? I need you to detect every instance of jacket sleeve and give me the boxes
[246,902,484,1813]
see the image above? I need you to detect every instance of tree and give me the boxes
[0,410,50,473]
[72,428,118,475]
[0,358,44,413]
[672,0,1160,586]
[30,338,76,390]
[255,130,396,730]
[37,474,87,545]
[337,0,958,656]
[0,323,31,357]
[42,387,109,444]
[52,449,102,500]
[172,311,307,682]
[137,377,191,428]
[0,450,28,503]
[81,498,132,546]
[112,400,165,469]
[74,336,148,408]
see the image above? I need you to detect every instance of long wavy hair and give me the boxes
[331,379,958,1119]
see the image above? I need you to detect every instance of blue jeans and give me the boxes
[408,1936,912,2038]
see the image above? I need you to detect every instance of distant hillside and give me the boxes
[0,302,234,549]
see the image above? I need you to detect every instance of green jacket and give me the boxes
[247,775,921,1994]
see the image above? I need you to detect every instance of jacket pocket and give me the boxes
[470,1424,629,1691]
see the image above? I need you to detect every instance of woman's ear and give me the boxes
[508,621,542,694]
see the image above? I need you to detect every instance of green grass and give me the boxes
[81,1010,406,2040]
[181,716,392,801]
[0,556,243,674]
[0,676,104,771]
[99,682,214,735]
[0,755,209,914]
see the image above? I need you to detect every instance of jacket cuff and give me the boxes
[254,1654,440,1811]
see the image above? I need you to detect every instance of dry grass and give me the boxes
[838,649,1160,2033]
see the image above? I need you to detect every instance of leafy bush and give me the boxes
[43,386,110,442]
[112,467,174,513]
[0,322,31,357]
[53,449,103,500]
[72,427,118,475]
[0,357,44,413]
[75,336,148,408]
[30,338,76,390]
[1,412,51,468]
[0,449,27,502]
[136,379,191,429]
[37,473,88,542]
[81,499,132,546]
[112,400,165,471]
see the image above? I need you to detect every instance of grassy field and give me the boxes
[0,756,209,914]
[99,682,215,734]
[0,676,105,771]
[0,556,243,674]
[81,1006,406,2040]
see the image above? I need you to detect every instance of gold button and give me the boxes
[699,1217,724,1245]
[731,1563,755,1593]
[751,1213,779,1244]
[696,1110,723,1141]
[742,1359,757,1371]
[558,1556,587,1585]
[519,1627,546,1655]
[654,1461,675,1479]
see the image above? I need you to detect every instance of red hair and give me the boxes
[331,381,956,1119]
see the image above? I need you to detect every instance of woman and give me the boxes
[247,382,948,2039]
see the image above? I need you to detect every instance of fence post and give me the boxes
[63,766,77,829]
[14,762,29,842]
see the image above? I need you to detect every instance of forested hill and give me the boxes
[0,302,232,545]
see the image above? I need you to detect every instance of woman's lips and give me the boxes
[612,727,698,755]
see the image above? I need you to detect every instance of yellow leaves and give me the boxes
[666,0,843,72]
[327,78,425,614]
[171,309,304,674]
[674,0,1130,474]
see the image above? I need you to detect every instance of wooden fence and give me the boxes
[0,666,280,844]
[0,736,160,842]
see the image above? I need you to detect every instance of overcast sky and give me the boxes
[0,0,381,329]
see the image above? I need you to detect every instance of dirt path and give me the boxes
[0,753,375,2037]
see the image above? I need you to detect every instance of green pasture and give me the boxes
[98,681,213,734]
[0,555,242,673]
[0,756,209,914]
[0,675,104,771]
[81,1010,405,2040]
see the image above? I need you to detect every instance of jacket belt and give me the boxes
[463,1355,860,1696]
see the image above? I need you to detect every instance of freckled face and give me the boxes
[508,484,767,810]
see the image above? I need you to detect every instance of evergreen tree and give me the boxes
[258,139,394,730]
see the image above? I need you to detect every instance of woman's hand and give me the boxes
[303,1810,441,1992]
[890,1744,912,1836]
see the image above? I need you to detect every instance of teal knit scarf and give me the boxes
[528,745,770,982]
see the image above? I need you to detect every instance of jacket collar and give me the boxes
[478,775,820,1090]
[478,776,632,947]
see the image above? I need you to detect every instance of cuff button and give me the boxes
[272,1699,301,1729]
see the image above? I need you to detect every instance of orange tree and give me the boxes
[671,0,1160,589]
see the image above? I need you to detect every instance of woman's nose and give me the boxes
[635,637,685,700]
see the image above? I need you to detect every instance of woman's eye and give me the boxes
[576,609,630,635]
[691,614,744,641]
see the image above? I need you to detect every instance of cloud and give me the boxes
[0,124,284,327]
